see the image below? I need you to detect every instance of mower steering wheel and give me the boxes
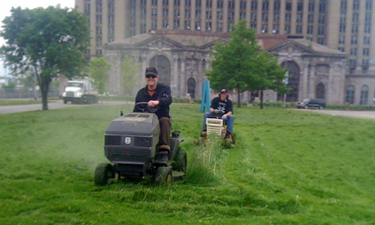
[211,110,225,118]
[135,102,159,113]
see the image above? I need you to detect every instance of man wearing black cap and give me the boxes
[201,89,234,138]
[134,67,172,162]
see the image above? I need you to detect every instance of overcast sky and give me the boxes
[0,0,75,76]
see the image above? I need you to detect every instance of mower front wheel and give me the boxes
[94,163,115,186]
[154,166,172,185]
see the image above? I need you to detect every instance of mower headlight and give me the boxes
[62,92,66,97]
[76,92,83,97]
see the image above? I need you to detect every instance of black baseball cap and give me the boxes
[220,89,228,93]
[145,67,158,76]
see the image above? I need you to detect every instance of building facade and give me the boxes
[76,0,375,105]
[103,31,347,104]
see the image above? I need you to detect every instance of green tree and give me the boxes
[206,20,261,108]
[120,56,141,96]
[0,6,90,110]
[251,51,289,109]
[89,58,111,95]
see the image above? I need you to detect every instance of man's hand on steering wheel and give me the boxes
[148,100,159,108]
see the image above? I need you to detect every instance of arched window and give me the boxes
[345,85,355,104]
[360,85,369,105]
[316,83,325,99]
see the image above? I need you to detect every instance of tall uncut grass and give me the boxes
[0,104,375,224]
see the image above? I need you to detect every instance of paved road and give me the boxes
[0,100,128,115]
[294,108,375,120]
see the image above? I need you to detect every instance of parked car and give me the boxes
[296,98,326,109]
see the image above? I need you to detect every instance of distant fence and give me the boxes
[0,88,60,99]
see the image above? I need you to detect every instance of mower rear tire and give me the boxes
[154,166,172,185]
[94,163,114,186]
[231,131,236,145]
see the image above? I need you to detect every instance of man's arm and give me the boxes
[153,86,172,107]
[225,100,233,116]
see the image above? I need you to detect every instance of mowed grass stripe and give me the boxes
[0,105,374,224]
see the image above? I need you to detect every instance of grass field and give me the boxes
[0,104,375,225]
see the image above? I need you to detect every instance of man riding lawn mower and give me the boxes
[197,89,236,148]
[94,67,186,186]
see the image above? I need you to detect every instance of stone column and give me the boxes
[114,0,126,41]
[180,1,185,30]
[169,0,174,30]
[280,0,286,35]
[212,0,218,32]
[173,55,179,97]
[313,0,320,42]
[302,0,309,36]
[234,0,240,24]
[290,0,297,34]
[223,0,228,32]
[256,0,262,33]
[370,1,375,70]
[180,57,186,97]
[302,63,309,100]
[309,63,316,98]
[191,0,196,31]
[201,0,207,31]
[146,0,152,32]
[268,0,274,33]
[157,0,163,29]
[356,0,366,70]
[246,0,251,28]
[135,0,141,35]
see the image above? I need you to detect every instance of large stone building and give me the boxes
[77,0,375,105]
[104,31,348,104]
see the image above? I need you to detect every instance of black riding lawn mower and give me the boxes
[94,102,187,186]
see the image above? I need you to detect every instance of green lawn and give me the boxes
[0,100,57,106]
[0,105,374,224]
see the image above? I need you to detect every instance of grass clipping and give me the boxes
[185,134,228,185]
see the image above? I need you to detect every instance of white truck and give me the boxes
[62,78,99,104]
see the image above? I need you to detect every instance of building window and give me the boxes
[345,85,355,104]
[308,14,314,23]
[96,49,102,56]
[364,36,370,45]
[365,24,371,33]
[366,0,372,11]
[206,0,212,8]
[196,21,201,30]
[365,13,372,22]
[341,0,347,10]
[363,48,370,56]
[163,9,169,17]
[163,0,169,6]
[263,0,269,11]
[340,12,346,22]
[351,36,358,45]
[352,13,359,22]
[274,12,280,22]
[319,14,325,24]
[360,85,369,105]
[251,0,257,10]
[206,11,212,19]
[284,25,290,34]
[217,0,223,8]
[319,1,326,13]
[228,11,234,20]
[196,10,201,18]
[206,21,212,30]
[185,9,190,18]
[184,20,191,29]
[274,0,281,11]
[217,11,223,20]
[261,24,268,33]
[240,12,246,20]
[350,48,357,56]
[174,20,180,28]
[297,1,303,11]
[228,0,235,9]
[217,22,223,31]
[338,47,345,52]
[317,38,324,45]
[286,2,292,11]
[353,0,360,11]
[339,24,346,33]
[152,0,158,6]
[318,26,325,35]
[174,0,180,6]
[316,83,325,99]
[296,13,303,23]
[352,25,358,34]
[185,0,191,6]
[251,13,257,22]
[308,1,314,12]
[84,3,90,15]
[152,9,158,17]
[96,36,102,46]
[151,19,157,28]
[307,26,314,34]
[162,20,168,28]
[262,13,268,22]
[285,13,291,22]
[296,25,302,34]
[339,35,345,44]
[240,1,247,10]
[174,9,180,17]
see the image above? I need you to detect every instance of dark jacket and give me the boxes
[133,83,172,118]
[210,96,233,114]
